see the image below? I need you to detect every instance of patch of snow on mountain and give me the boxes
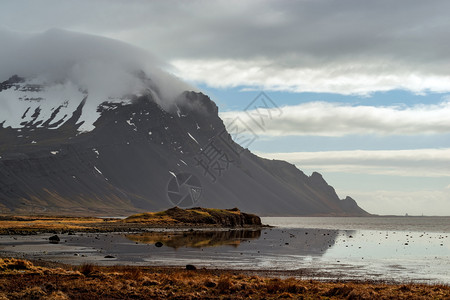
[94,166,103,175]
[0,80,85,129]
[187,132,199,144]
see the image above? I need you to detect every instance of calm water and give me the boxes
[265,216,450,233]
[0,217,449,284]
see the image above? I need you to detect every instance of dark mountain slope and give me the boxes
[0,77,369,216]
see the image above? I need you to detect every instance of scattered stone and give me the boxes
[104,255,115,259]
[155,241,163,247]
[49,235,60,244]
[186,264,197,270]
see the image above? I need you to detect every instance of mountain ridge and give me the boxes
[0,74,370,216]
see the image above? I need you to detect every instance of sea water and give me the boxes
[0,216,448,284]
[261,217,450,283]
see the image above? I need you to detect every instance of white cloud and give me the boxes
[220,101,450,137]
[0,29,195,130]
[0,28,192,101]
[172,59,450,94]
[255,149,450,177]
[3,1,450,95]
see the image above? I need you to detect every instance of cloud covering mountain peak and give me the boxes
[0,28,193,131]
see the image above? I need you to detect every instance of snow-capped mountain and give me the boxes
[0,29,369,216]
[0,71,162,132]
[1,75,89,130]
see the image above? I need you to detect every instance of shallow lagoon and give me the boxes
[0,217,448,284]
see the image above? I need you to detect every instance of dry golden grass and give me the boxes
[123,212,178,224]
[0,257,449,299]
[0,215,119,234]
[124,207,244,224]
[0,207,262,234]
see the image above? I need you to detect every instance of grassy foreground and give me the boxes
[0,258,449,299]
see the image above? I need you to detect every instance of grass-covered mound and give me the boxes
[124,207,262,227]
[0,207,262,234]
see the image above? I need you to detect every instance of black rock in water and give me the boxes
[49,235,60,244]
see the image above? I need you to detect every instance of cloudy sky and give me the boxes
[2,0,450,215]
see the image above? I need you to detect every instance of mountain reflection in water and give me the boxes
[126,229,261,249]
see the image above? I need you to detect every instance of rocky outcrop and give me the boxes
[125,207,262,227]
